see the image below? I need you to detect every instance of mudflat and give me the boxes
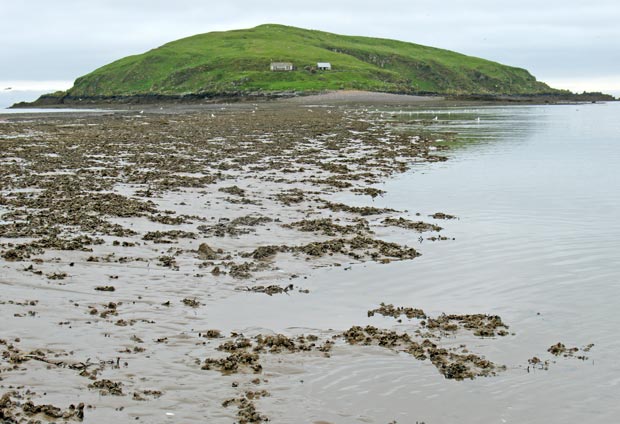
[0,102,592,423]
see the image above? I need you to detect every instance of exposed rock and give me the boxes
[197,243,218,260]
[368,303,426,319]
[89,379,124,396]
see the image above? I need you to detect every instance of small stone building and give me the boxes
[317,62,332,70]
[270,62,294,71]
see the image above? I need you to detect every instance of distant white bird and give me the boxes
[211,113,215,118]
[139,110,144,114]
[476,117,481,123]
[433,116,438,121]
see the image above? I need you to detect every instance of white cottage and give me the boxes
[317,62,332,70]
[270,62,294,71]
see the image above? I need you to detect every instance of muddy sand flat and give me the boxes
[0,104,591,423]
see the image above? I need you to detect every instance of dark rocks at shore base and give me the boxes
[11,89,616,109]
[10,90,309,108]
[447,91,616,103]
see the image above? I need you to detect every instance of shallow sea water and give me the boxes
[2,100,619,423]
[207,102,620,423]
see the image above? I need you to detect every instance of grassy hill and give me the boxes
[48,24,564,99]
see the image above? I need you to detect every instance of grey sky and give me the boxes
[2,0,619,95]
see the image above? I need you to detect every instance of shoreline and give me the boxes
[0,105,492,422]
[9,89,616,110]
[0,103,599,423]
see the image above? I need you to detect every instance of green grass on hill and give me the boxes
[67,24,559,97]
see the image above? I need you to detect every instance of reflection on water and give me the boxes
[208,102,620,423]
[387,105,544,144]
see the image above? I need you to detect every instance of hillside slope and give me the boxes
[52,24,562,98]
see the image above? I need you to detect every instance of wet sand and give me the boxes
[0,101,595,423]
[283,91,444,105]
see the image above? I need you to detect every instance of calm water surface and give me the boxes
[209,102,620,423]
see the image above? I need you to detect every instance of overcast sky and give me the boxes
[2,0,619,95]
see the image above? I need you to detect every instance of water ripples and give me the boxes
[208,103,620,423]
